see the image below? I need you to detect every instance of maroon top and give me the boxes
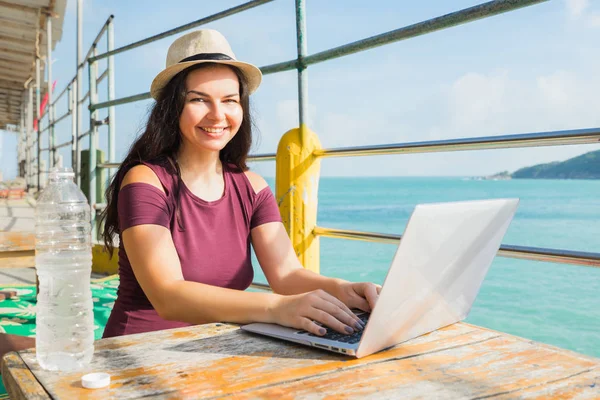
[102,160,282,338]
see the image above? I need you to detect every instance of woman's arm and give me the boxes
[251,221,344,295]
[246,171,381,313]
[120,166,362,336]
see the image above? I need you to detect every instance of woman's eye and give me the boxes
[190,98,205,102]
[225,99,239,104]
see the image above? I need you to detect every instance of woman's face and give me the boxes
[179,65,243,155]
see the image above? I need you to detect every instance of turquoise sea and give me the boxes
[255,178,600,358]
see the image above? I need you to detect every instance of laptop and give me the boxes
[242,198,519,358]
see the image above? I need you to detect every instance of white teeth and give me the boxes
[201,127,226,133]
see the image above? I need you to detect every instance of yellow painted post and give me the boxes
[92,244,119,275]
[276,126,322,273]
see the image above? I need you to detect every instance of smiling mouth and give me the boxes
[199,127,228,134]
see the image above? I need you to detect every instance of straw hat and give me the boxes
[150,29,262,99]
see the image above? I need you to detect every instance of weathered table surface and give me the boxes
[2,322,599,399]
[0,231,35,268]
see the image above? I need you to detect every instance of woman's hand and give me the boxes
[269,290,365,336]
[335,281,382,312]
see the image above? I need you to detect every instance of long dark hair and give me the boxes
[99,62,254,256]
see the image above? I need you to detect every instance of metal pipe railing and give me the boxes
[36,57,41,191]
[98,157,277,171]
[53,79,74,105]
[89,45,99,241]
[76,0,84,186]
[78,130,90,140]
[88,0,549,113]
[70,81,77,178]
[47,16,55,168]
[81,15,114,67]
[249,282,272,291]
[79,91,90,105]
[92,93,151,111]
[107,19,117,179]
[96,127,600,167]
[97,163,119,169]
[55,139,73,150]
[313,227,600,268]
[248,153,277,162]
[261,0,548,75]
[51,110,72,127]
[313,128,600,159]
[295,0,308,129]
[36,0,593,279]
[97,69,109,85]
[88,0,275,63]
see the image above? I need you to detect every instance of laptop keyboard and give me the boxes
[297,312,370,344]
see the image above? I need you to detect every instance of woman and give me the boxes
[100,29,380,338]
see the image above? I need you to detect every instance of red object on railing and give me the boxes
[33,80,57,132]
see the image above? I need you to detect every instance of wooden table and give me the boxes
[2,322,599,399]
[0,232,35,268]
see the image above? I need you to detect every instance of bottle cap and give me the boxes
[81,372,111,389]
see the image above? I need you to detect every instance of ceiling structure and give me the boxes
[0,0,67,130]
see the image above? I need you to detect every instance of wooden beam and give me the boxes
[0,92,24,100]
[0,88,24,95]
[0,250,34,268]
[0,36,34,53]
[0,96,21,103]
[0,107,18,112]
[0,232,35,252]
[0,107,19,113]
[0,109,20,115]
[0,93,23,100]
[0,118,18,123]
[0,19,37,41]
[0,51,32,64]
[0,110,21,117]
[0,64,32,75]
[0,46,33,58]
[0,70,30,80]
[0,75,27,84]
[0,58,32,71]
[0,1,41,13]
[0,79,26,90]
[0,3,39,25]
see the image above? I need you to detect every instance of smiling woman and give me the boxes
[97,29,380,340]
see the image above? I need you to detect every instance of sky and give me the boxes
[1,0,599,179]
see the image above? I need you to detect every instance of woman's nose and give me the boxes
[207,102,226,121]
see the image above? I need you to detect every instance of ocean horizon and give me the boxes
[254,177,600,358]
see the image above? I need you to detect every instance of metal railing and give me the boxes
[313,227,600,268]
[17,1,115,193]
[88,0,600,268]
[15,0,600,273]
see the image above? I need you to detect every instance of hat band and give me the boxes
[179,52,234,63]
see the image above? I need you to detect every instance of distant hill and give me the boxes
[511,149,600,179]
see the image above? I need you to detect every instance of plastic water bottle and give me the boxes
[35,167,94,371]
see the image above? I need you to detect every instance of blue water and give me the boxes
[254,177,600,358]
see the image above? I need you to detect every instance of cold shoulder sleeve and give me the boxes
[250,187,282,229]
[118,183,172,231]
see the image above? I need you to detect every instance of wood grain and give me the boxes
[1,352,50,400]
[0,250,34,268]
[0,232,35,252]
[3,322,599,399]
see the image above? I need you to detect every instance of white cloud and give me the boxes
[300,67,600,177]
[589,13,600,27]
[447,71,509,136]
[566,0,589,17]
[565,0,600,28]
